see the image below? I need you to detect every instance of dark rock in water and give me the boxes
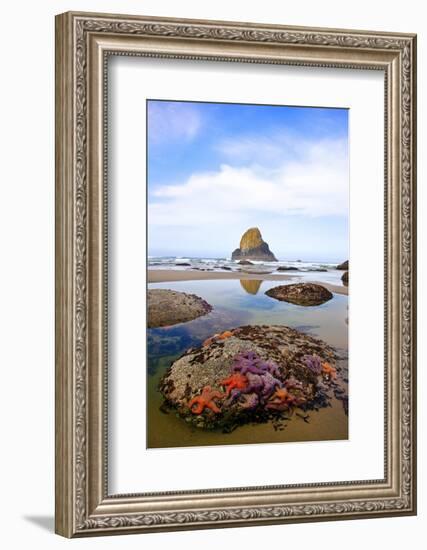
[159,325,341,431]
[265,283,333,306]
[219,266,232,271]
[238,260,254,265]
[232,227,277,262]
[175,262,191,266]
[148,289,212,328]
[277,266,299,271]
[336,260,349,270]
[341,271,349,286]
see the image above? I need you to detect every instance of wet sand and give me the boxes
[148,269,348,296]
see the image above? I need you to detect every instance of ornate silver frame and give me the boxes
[55,11,417,537]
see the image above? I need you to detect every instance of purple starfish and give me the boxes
[257,359,281,377]
[239,393,259,410]
[302,354,322,375]
[228,370,282,404]
[258,371,282,399]
[284,377,304,391]
[245,372,265,393]
[227,372,262,403]
[232,351,281,377]
[232,352,264,375]
[243,371,282,400]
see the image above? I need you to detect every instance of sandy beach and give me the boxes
[148,268,348,296]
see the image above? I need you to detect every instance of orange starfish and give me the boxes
[202,330,234,347]
[187,386,224,414]
[266,387,297,410]
[321,362,337,380]
[202,336,214,347]
[217,330,233,340]
[219,372,248,396]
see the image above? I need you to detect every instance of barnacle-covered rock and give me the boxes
[148,289,212,328]
[265,283,333,306]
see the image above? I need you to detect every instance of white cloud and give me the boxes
[148,102,202,144]
[149,136,349,228]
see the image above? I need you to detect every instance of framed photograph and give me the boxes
[55,11,417,537]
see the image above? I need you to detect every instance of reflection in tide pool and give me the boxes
[147,278,348,448]
[239,278,262,294]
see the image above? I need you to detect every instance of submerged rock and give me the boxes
[159,325,344,431]
[276,266,299,271]
[341,271,349,286]
[336,260,349,270]
[232,227,277,262]
[265,283,333,306]
[148,289,212,328]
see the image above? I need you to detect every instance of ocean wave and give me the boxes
[147,256,341,273]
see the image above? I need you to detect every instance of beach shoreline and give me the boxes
[148,268,348,296]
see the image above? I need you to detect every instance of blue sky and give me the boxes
[147,100,349,262]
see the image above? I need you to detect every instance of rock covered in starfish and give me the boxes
[159,324,346,430]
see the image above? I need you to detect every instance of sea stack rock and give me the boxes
[232,227,277,262]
